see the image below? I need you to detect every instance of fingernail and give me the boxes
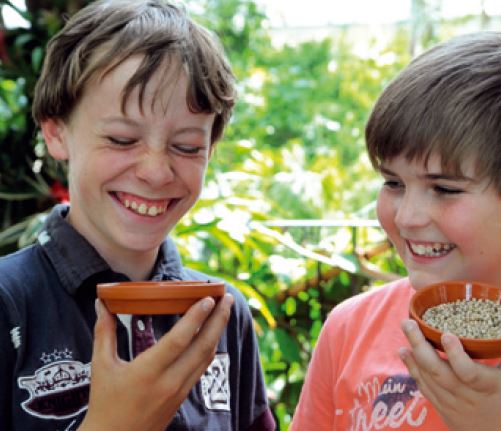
[441,333,454,349]
[223,293,234,307]
[402,319,416,333]
[398,347,409,360]
[202,297,215,312]
[95,298,103,317]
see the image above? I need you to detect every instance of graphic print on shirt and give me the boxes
[200,353,231,411]
[17,349,90,420]
[346,374,427,430]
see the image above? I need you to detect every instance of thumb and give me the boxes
[92,299,118,365]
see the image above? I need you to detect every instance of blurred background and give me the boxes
[0,0,496,428]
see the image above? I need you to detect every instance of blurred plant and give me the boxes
[2,0,471,428]
[0,1,409,427]
[0,0,89,255]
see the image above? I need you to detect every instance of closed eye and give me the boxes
[107,136,137,146]
[433,185,464,195]
[173,144,204,155]
[383,179,404,190]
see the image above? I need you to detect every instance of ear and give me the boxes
[40,118,69,161]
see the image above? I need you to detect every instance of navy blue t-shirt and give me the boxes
[0,205,275,430]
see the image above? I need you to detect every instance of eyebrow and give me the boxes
[98,117,210,135]
[424,173,473,181]
[98,116,139,127]
[379,167,474,182]
[174,126,211,136]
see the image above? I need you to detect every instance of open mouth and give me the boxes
[407,240,456,257]
[114,191,172,217]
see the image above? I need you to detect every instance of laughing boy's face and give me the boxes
[43,56,215,276]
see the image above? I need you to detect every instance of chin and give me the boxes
[408,273,444,291]
[115,233,165,253]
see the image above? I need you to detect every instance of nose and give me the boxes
[135,149,175,187]
[394,190,430,229]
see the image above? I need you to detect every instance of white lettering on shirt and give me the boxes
[10,326,21,349]
[347,376,427,430]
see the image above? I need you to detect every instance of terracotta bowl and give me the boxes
[409,280,501,359]
[97,280,225,315]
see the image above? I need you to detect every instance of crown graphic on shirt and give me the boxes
[40,348,73,364]
[18,359,91,420]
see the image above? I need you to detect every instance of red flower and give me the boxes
[0,30,9,64]
[50,180,69,204]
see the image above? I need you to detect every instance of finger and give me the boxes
[401,320,474,410]
[402,320,445,373]
[399,346,434,395]
[442,333,498,391]
[92,299,118,366]
[399,344,461,413]
[441,333,477,383]
[399,347,435,400]
[142,295,219,367]
[402,319,460,389]
[187,293,234,358]
[399,346,420,380]
[162,293,234,391]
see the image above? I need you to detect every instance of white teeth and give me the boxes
[409,242,454,257]
[413,244,425,255]
[120,195,166,217]
[138,203,147,215]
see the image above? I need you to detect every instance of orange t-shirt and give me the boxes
[290,278,500,431]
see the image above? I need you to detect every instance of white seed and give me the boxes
[422,298,501,339]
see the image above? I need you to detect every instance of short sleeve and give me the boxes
[227,286,275,430]
[290,313,337,431]
[0,290,18,430]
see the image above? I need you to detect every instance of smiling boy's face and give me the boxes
[41,56,215,277]
[377,153,501,290]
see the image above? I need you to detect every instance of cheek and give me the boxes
[376,192,396,235]
[181,162,207,190]
[436,206,475,245]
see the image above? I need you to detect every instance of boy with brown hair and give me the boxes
[0,1,275,430]
[291,31,501,431]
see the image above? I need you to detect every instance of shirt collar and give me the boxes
[38,204,184,294]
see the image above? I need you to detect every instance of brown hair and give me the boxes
[32,0,236,144]
[366,32,501,192]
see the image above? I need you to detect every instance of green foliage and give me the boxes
[0,0,90,254]
[0,0,465,428]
